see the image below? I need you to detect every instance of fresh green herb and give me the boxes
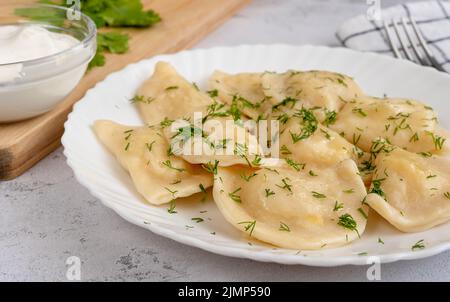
[276,178,293,193]
[164,187,178,198]
[352,133,361,145]
[352,107,367,117]
[427,132,446,150]
[426,174,437,179]
[280,145,292,155]
[124,142,130,151]
[272,97,298,111]
[370,178,386,198]
[418,151,433,158]
[162,160,185,172]
[323,110,337,126]
[343,188,354,194]
[358,207,368,219]
[160,117,174,128]
[285,158,305,171]
[199,184,207,194]
[130,95,154,104]
[444,192,450,199]
[378,237,385,244]
[202,160,219,175]
[167,200,177,214]
[251,155,262,167]
[308,170,318,177]
[279,222,291,232]
[165,86,179,91]
[312,191,326,199]
[228,188,242,203]
[338,213,360,237]
[290,108,318,142]
[409,132,419,142]
[411,239,425,251]
[145,141,155,152]
[191,217,204,223]
[240,172,257,182]
[333,201,344,211]
[238,220,256,236]
[90,32,130,69]
[320,129,331,140]
[207,89,219,98]
[192,82,199,91]
[265,188,275,197]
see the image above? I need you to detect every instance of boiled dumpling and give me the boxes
[135,61,212,126]
[277,108,365,167]
[213,159,368,250]
[365,147,450,232]
[94,120,213,205]
[330,96,448,154]
[262,70,363,122]
[208,71,273,120]
[163,115,265,167]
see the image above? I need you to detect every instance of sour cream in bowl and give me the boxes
[0,4,96,123]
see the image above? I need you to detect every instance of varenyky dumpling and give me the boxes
[365,147,450,232]
[330,96,449,154]
[261,70,364,122]
[213,159,369,250]
[208,71,273,120]
[93,120,213,205]
[277,108,365,167]
[163,116,265,167]
[135,61,212,126]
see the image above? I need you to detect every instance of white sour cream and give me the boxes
[0,24,79,64]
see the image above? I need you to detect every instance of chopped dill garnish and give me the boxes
[124,142,130,151]
[311,191,326,199]
[333,201,344,211]
[358,207,368,219]
[411,239,425,251]
[162,160,185,172]
[202,160,219,175]
[130,95,154,104]
[285,158,305,171]
[323,110,337,126]
[338,213,360,237]
[280,145,292,155]
[378,237,385,244]
[160,117,174,128]
[207,89,218,98]
[290,108,318,142]
[228,188,242,203]
[343,188,354,194]
[265,188,275,197]
[238,220,256,236]
[352,107,367,117]
[165,86,179,91]
[279,222,291,232]
[308,170,318,177]
[167,200,177,214]
[240,172,257,182]
[444,192,450,199]
[164,187,178,198]
[191,217,204,223]
[145,141,155,152]
[370,178,386,198]
[276,178,293,193]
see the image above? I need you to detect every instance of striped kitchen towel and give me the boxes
[336,0,450,72]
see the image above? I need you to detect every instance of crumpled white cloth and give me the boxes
[336,0,450,72]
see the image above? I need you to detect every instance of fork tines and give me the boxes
[383,17,445,72]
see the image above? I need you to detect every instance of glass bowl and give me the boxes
[0,3,97,122]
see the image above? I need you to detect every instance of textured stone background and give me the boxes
[1,0,449,281]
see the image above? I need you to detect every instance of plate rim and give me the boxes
[62,43,450,266]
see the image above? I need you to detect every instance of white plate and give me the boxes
[62,44,450,266]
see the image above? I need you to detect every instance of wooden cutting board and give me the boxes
[0,0,251,180]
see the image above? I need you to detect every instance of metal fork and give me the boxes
[383,16,446,72]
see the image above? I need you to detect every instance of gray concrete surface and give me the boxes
[1,0,449,281]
